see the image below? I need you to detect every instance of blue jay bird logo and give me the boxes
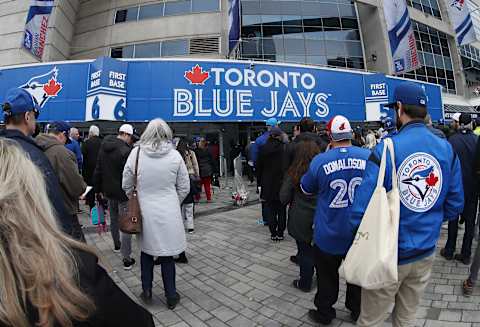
[19,66,62,109]
[398,153,442,212]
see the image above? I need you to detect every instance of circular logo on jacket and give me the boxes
[397,152,442,212]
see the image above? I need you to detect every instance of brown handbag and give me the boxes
[120,147,142,234]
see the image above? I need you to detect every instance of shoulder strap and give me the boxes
[134,147,140,190]
[384,138,397,190]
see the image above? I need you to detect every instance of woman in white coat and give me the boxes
[122,119,190,309]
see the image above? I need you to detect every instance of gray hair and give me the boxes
[69,127,79,138]
[138,118,173,149]
[88,125,100,137]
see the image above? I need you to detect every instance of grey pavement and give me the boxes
[81,184,480,327]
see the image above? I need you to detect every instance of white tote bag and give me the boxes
[340,138,400,290]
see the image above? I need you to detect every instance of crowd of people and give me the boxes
[0,81,478,327]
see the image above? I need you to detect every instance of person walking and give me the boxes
[351,82,464,326]
[194,138,215,202]
[66,127,83,172]
[441,113,478,264]
[82,125,102,211]
[301,115,370,325]
[257,126,289,241]
[123,119,190,309]
[280,140,321,292]
[0,138,154,327]
[425,114,446,139]
[94,124,135,270]
[36,121,87,242]
[0,88,72,234]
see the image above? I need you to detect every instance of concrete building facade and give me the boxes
[0,0,479,113]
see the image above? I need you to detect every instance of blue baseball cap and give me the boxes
[386,82,427,108]
[2,88,40,118]
[48,121,71,134]
[382,117,395,131]
[266,117,280,126]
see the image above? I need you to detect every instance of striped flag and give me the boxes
[383,0,421,74]
[445,0,478,45]
[228,0,240,55]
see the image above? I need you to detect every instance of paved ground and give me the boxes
[82,183,480,327]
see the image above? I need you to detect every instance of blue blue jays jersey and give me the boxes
[351,121,464,265]
[301,146,371,255]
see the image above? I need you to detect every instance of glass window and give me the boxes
[338,4,355,17]
[306,55,328,65]
[341,18,358,29]
[192,0,219,12]
[283,26,303,37]
[326,40,346,56]
[111,47,123,58]
[262,37,284,55]
[347,57,364,69]
[138,3,164,20]
[285,55,306,64]
[306,39,325,55]
[115,8,139,23]
[164,0,191,16]
[323,18,341,29]
[259,1,283,15]
[115,10,127,23]
[284,38,306,54]
[263,25,283,37]
[243,15,262,26]
[162,39,188,56]
[122,45,134,58]
[134,42,160,58]
[345,41,363,57]
[242,0,261,15]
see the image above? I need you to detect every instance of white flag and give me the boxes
[444,0,478,45]
[383,0,421,74]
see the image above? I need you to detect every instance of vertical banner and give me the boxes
[228,0,240,55]
[383,0,421,74]
[85,57,128,121]
[445,0,478,45]
[23,0,55,60]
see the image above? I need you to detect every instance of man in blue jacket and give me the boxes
[441,113,478,264]
[351,82,464,327]
[301,115,370,325]
[0,88,72,234]
[65,127,83,172]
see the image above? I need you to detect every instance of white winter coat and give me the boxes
[122,142,190,257]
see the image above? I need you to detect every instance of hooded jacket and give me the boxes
[351,121,464,265]
[123,143,190,256]
[256,137,287,202]
[0,129,72,233]
[81,136,102,186]
[194,147,215,178]
[94,136,131,201]
[36,134,87,215]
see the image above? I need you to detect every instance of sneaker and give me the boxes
[440,248,454,260]
[454,254,471,265]
[308,309,332,325]
[113,246,121,253]
[290,255,299,265]
[188,229,194,234]
[140,289,152,303]
[123,258,136,270]
[350,311,360,322]
[167,293,181,310]
[292,280,311,292]
[463,279,474,297]
[277,235,285,241]
[271,235,277,242]
[174,253,188,264]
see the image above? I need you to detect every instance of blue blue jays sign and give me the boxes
[0,58,443,122]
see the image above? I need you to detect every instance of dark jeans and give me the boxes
[141,252,176,298]
[246,165,255,183]
[265,200,286,237]
[445,195,478,258]
[313,245,361,322]
[296,240,314,289]
[71,214,85,242]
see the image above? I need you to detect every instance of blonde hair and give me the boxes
[365,132,377,149]
[0,139,95,327]
[138,118,173,150]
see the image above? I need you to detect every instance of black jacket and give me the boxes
[194,148,215,178]
[4,249,154,327]
[256,137,287,202]
[82,136,102,186]
[94,136,131,201]
[449,129,478,197]
[285,132,327,169]
[279,174,316,244]
[0,129,72,234]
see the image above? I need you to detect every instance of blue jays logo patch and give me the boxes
[398,152,442,212]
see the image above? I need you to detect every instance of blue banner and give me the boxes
[23,0,54,60]
[228,0,240,55]
[0,58,443,123]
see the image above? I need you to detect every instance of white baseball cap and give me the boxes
[452,112,461,122]
[327,115,353,141]
[119,124,134,135]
